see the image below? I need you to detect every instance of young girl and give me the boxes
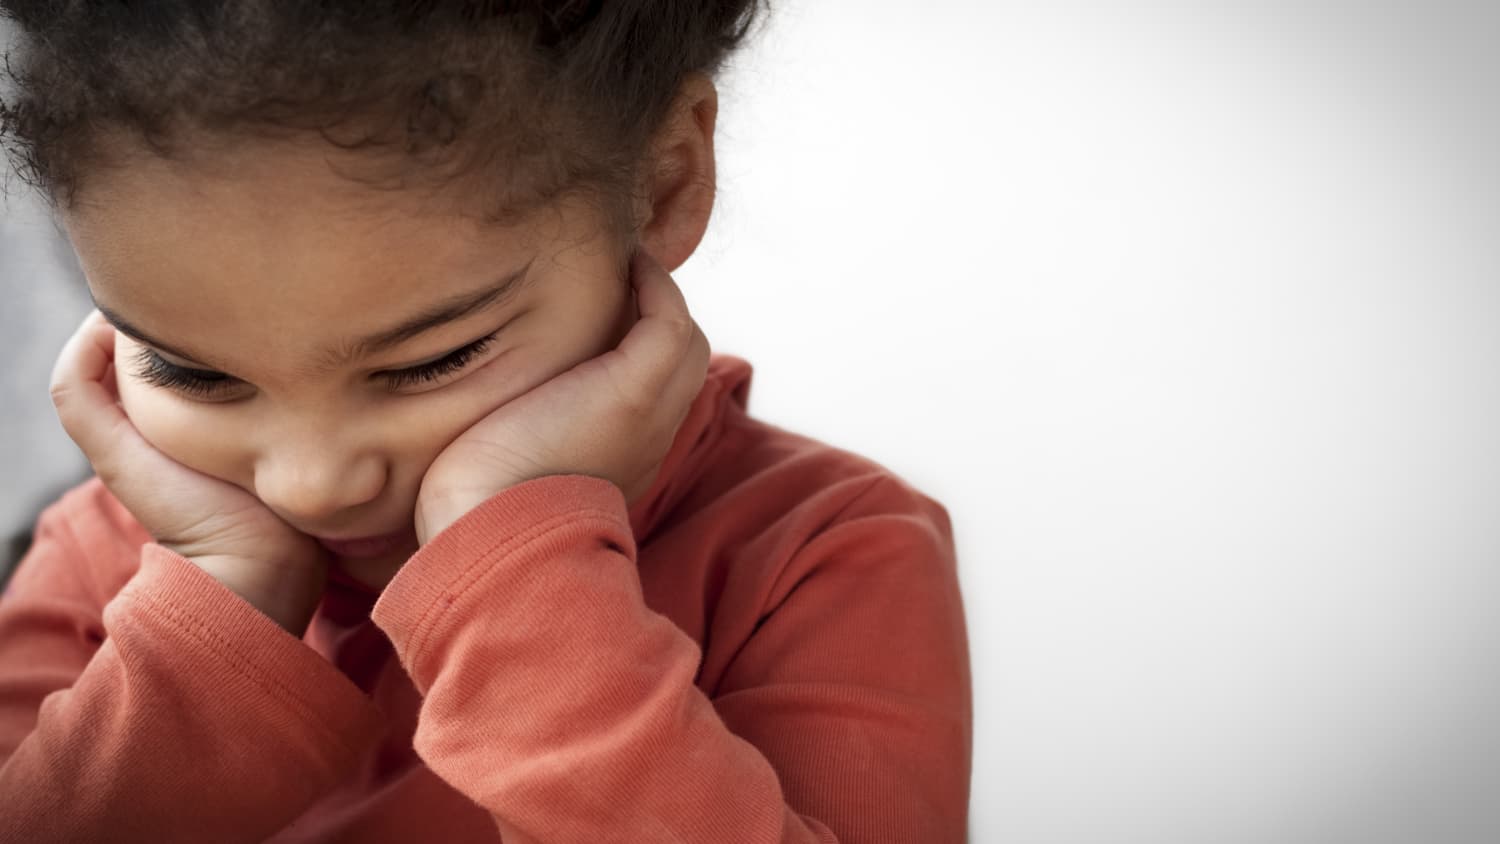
[0,3,972,841]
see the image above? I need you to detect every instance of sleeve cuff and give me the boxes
[371,474,629,670]
[117,544,389,763]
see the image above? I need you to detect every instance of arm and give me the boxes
[371,473,972,843]
[0,501,389,843]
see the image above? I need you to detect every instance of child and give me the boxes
[0,3,972,841]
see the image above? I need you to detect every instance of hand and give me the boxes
[49,311,329,635]
[414,249,712,544]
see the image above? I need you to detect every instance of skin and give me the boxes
[49,74,719,632]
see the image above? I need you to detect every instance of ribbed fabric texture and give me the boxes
[0,353,972,843]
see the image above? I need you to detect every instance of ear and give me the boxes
[635,73,718,273]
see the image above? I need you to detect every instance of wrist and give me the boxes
[415,484,510,546]
[188,553,325,637]
[414,495,467,547]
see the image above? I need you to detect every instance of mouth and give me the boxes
[314,528,418,559]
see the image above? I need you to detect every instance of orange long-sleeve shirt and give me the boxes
[0,353,971,843]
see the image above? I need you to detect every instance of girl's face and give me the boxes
[60,141,639,588]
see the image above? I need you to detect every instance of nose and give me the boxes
[254,442,387,529]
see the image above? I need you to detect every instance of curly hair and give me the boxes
[0,1,764,234]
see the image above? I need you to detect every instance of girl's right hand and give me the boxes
[49,310,328,636]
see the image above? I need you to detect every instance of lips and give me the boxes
[314,528,417,559]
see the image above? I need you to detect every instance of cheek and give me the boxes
[404,295,631,452]
[114,344,245,483]
[400,340,572,460]
[416,362,525,446]
[122,391,239,479]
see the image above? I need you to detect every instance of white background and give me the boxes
[6,2,1500,841]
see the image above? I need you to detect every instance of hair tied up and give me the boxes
[0,0,766,226]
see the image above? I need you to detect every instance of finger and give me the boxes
[616,250,706,403]
[49,311,179,488]
[633,251,712,410]
[49,311,128,463]
[627,249,691,325]
[671,318,713,411]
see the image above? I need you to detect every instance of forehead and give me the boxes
[60,141,608,357]
[66,140,540,294]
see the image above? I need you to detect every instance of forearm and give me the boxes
[1,544,384,842]
[189,552,326,636]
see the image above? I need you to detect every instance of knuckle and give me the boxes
[665,315,696,342]
[611,378,653,417]
[48,376,74,410]
[620,385,653,417]
[690,322,710,356]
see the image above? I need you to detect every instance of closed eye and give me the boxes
[374,330,500,389]
[131,348,236,399]
[131,329,503,400]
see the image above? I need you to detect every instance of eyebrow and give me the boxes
[93,258,535,371]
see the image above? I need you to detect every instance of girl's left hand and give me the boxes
[413,249,711,546]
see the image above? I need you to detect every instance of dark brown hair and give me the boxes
[0,1,764,235]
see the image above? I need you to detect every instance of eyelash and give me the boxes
[130,332,499,399]
[380,333,498,389]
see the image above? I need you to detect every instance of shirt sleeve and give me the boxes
[370,473,972,843]
[0,503,389,844]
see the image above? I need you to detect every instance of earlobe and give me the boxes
[638,74,718,273]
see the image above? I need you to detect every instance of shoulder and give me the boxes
[702,358,951,540]
[658,368,965,700]
[49,476,152,546]
[20,476,151,604]
[733,417,947,529]
[674,361,955,576]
